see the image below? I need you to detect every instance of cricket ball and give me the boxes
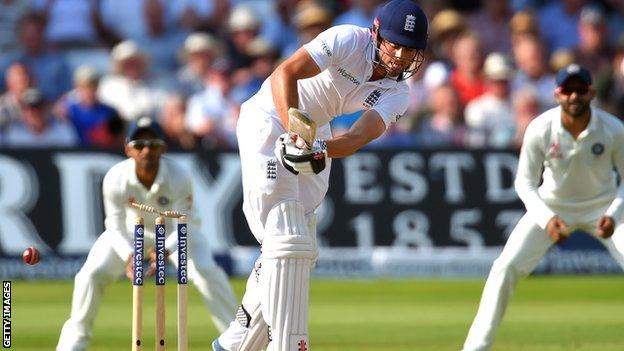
[22,246,40,265]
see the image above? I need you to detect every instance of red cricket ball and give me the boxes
[22,246,40,265]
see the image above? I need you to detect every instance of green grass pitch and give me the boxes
[7,276,624,350]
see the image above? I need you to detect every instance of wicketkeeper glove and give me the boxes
[275,133,328,175]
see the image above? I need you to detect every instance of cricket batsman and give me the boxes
[463,64,624,351]
[212,1,428,350]
[56,117,237,351]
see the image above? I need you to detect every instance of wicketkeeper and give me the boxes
[56,117,237,351]
[212,1,428,350]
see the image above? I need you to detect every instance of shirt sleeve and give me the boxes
[514,120,555,229]
[372,87,410,129]
[605,125,624,223]
[102,170,133,260]
[303,25,359,72]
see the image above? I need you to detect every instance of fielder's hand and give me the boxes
[146,247,171,277]
[125,253,135,281]
[546,216,569,243]
[275,133,328,175]
[596,215,615,239]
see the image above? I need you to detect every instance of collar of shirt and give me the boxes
[128,158,167,193]
[553,106,598,141]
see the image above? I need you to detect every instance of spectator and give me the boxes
[429,9,468,66]
[406,60,450,119]
[465,52,515,148]
[605,0,624,46]
[159,93,196,149]
[0,0,32,54]
[97,40,165,122]
[549,48,577,72]
[467,0,513,55]
[9,12,71,100]
[509,10,540,45]
[511,35,557,111]
[511,86,540,147]
[62,65,121,147]
[231,37,280,105]
[99,0,163,42]
[0,62,33,133]
[288,1,334,57]
[450,32,486,107]
[135,0,187,77]
[538,0,586,51]
[575,6,612,74]
[260,0,299,58]
[175,32,222,96]
[333,0,382,28]
[595,37,624,119]
[225,5,261,70]
[171,0,230,33]
[415,83,467,148]
[185,61,238,148]
[4,88,78,147]
[33,0,100,49]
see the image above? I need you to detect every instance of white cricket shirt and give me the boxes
[102,157,198,259]
[248,25,410,129]
[515,106,624,228]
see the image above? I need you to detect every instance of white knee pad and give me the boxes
[261,200,316,351]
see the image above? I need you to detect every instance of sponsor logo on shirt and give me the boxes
[267,159,277,179]
[363,90,382,108]
[591,142,604,156]
[320,40,332,57]
[548,143,563,159]
[158,196,169,205]
[336,67,361,86]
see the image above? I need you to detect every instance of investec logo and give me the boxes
[336,67,360,86]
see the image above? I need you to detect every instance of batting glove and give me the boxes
[275,133,328,175]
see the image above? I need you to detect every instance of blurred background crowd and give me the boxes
[0,0,623,150]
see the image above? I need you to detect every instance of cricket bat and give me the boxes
[288,108,316,150]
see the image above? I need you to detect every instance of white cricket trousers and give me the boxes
[215,101,330,350]
[235,101,331,242]
[463,208,624,351]
[56,230,237,351]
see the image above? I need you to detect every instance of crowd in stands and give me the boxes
[0,0,623,150]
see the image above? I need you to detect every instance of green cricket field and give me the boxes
[6,276,624,350]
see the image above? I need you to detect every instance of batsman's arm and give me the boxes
[270,47,321,129]
[326,110,385,158]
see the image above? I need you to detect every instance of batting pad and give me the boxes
[261,201,316,351]
[236,302,269,351]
